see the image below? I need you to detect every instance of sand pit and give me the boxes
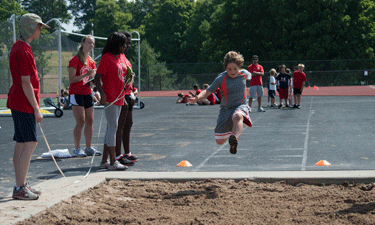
[16,179,375,224]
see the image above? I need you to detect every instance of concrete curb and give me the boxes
[1,171,375,225]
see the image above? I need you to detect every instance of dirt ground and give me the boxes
[17,179,375,225]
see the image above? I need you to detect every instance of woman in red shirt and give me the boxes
[68,35,100,157]
[95,32,129,171]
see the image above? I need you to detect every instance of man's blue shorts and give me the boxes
[11,109,37,142]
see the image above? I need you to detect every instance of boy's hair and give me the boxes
[203,83,209,89]
[298,63,305,68]
[286,68,291,74]
[269,68,276,75]
[223,51,244,69]
[178,93,184,97]
[193,84,199,89]
[62,91,69,97]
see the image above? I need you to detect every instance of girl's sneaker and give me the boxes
[108,160,128,171]
[100,161,110,169]
[73,148,87,157]
[124,152,139,162]
[85,147,102,156]
[12,186,39,200]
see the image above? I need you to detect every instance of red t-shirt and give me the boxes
[293,71,307,89]
[7,40,40,114]
[68,55,96,95]
[178,94,190,103]
[97,53,129,106]
[248,63,264,86]
[195,89,202,96]
[207,93,215,105]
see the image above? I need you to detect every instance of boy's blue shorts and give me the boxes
[11,109,37,143]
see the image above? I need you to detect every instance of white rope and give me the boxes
[38,123,65,177]
[82,107,105,179]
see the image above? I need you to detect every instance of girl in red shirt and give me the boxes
[115,31,138,165]
[68,35,100,157]
[95,32,129,171]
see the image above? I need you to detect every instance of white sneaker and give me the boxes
[73,148,87,157]
[108,160,127,171]
[258,107,265,112]
[100,161,110,169]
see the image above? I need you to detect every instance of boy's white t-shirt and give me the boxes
[269,76,276,90]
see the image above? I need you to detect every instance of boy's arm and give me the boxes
[21,76,43,123]
[188,89,212,104]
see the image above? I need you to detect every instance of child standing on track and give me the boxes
[68,35,101,157]
[292,64,307,109]
[7,13,50,200]
[286,68,293,107]
[188,51,252,154]
[276,65,291,108]
[94,32,130,171]
[268,69,277,108]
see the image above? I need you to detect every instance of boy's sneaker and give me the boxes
[285,104,289,108]
[100,161,110,169]
[297,105,301,109]
[108,160,128,171]
[85,147,102,156]
[293,104,298,108]
[248,108,251,113]
[116,155,135,166]
[228,135,238,154]
[278,104,282,109]
[258,107,265,112]
[12,186,39,200]
[25,182,41,195]
[124,152,139,162]
[73,148,87,157]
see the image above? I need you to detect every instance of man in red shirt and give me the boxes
[292,64,307,109]
[247,55,265,112]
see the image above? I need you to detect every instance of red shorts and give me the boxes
[279,88,288,100]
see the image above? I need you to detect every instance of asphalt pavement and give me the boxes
[1,95,375,224]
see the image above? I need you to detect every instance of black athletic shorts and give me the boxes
[11,109,37,142]
[70,94,94,109]
[293,88,303,95]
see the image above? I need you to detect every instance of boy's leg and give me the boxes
[13,142,37,187]
[232,113,244,139]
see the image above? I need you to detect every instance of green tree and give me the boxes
[21,0,72,31]
[117,0,158,30]
[93,0,132,38]
[68,0,96,33]
[143,0,195,63]
[0,0,26,21]
[127,39,175,91]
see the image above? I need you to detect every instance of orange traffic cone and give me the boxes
[308,85,311,88]
[177,160,193,167]
[315,160,331,166]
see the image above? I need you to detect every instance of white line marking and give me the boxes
[301,96,314,171]
[193,111,268,172]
